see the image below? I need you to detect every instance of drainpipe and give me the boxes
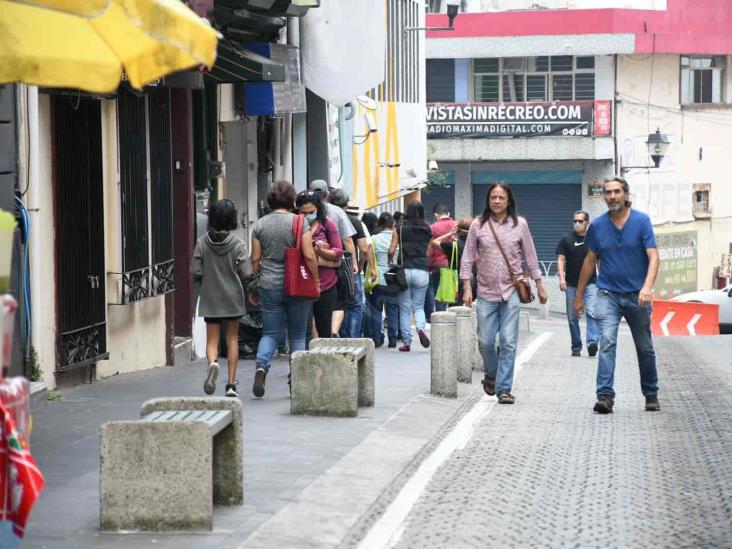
[25,86,44,373]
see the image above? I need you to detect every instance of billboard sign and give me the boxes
[656,231,698,299]
[426,100,611,139]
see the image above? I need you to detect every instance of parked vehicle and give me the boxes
[672,284,732,334]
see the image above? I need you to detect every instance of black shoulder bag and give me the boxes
[384,224,408,291]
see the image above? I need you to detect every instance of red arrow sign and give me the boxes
[651,300,719,336]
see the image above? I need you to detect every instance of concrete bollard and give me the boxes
[449,306,473,384]
[430,312,458,398]
[471,307,483,372]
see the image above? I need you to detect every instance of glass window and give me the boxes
[551,56,573,72]
[552,74,573,100]
[576,56,595,69]
[475,74,499,102]
[681,55,725,104]
[474,58,499,73]
[574,73,595,100]
[535,56,549,72]
[503,74,525,102]
[526,75,547,101]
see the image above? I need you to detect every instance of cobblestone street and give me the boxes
[386,328,732,549]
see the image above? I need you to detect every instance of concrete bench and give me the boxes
[309,337,375,407]
[291,338,374,417]
[100,397,243,532]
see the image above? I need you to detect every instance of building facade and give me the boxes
[425,0,732,305]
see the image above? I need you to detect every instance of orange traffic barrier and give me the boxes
[651,300,719,336]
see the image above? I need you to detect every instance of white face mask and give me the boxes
[573,222,585,230]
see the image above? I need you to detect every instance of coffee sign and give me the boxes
[426,101,603,138]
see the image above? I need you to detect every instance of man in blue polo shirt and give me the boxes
[574,176,660,414]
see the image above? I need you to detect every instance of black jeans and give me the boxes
[312,285,338,338]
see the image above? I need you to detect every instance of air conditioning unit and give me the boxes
[503,58,526,71]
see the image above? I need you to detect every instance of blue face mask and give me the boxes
[305,212,317,224]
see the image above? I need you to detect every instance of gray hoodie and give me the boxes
[191,231,252,318]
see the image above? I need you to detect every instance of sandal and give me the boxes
[482,377,496,396]
[497,393,515,404]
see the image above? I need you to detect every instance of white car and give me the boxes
[672,284,732,334]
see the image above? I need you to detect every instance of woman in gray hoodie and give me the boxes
[191,199,252,397]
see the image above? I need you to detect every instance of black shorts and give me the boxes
[204,316,241,324]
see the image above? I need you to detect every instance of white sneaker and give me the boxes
[204,362,219,395]
[225,383,239,398]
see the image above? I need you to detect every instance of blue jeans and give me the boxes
[565,284,599,352]
[255,288,311,372]
[367,284,400,344]
[398,268,430,345]
[594,289,659,398]
[476,293,521,395]
[424,270,447,321]
[342,273,364,338]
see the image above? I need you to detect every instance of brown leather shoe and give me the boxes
[482,377,496,396]
[645,395,660,411]
[593,395,614,414]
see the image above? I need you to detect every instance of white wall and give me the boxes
[616,54,732,289]
[97,98,167,379]
[22,91,58,387]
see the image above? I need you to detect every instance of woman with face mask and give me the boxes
[296,190,343,338]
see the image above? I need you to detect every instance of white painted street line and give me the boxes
[686,313,702,336]
[660,311,674,336]
[357,331,554,549]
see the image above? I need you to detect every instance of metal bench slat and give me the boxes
[144,410,166,421]
[206,410,233,435]
[149,411,178,422]
[140,410,233,435]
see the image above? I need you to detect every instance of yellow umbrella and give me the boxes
[0,0,218,93]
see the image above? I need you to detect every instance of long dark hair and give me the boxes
[361,212,377,234]
[480,182,518,228]
[403,201,430,228]
[374,211,394,234]
[295,190,328,226]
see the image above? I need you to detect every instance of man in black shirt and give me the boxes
[556,210,599,357]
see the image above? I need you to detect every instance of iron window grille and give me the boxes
[681,56,726,105]
[472,56,595,102]
[111,86,175,305]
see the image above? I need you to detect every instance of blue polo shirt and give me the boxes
[585,210,657,293]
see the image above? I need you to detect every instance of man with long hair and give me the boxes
[574,176,660,414]
[460,182,547,404]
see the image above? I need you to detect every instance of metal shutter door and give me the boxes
[421,182,456,220]
[426,59,455,103]
[472,183,581,274]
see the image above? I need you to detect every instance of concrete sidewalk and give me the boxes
[374,327,732,548]
[25,323,540,549]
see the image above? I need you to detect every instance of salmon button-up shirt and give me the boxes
[459,215,542,302]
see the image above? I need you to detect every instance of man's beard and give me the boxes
[607,202,624,212]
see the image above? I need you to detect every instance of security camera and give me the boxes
[428,160,439,172]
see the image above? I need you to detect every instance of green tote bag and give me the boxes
[435,241,458,304]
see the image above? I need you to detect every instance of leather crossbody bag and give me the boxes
[486,219,535,304]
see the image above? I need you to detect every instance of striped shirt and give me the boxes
[460,215,542,302]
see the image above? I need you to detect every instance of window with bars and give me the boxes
[116,86,175,305]
[472,56,595,102]
[692,183,711,217]
[681,56,726,105]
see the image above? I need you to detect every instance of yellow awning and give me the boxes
[0,0,218,93]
